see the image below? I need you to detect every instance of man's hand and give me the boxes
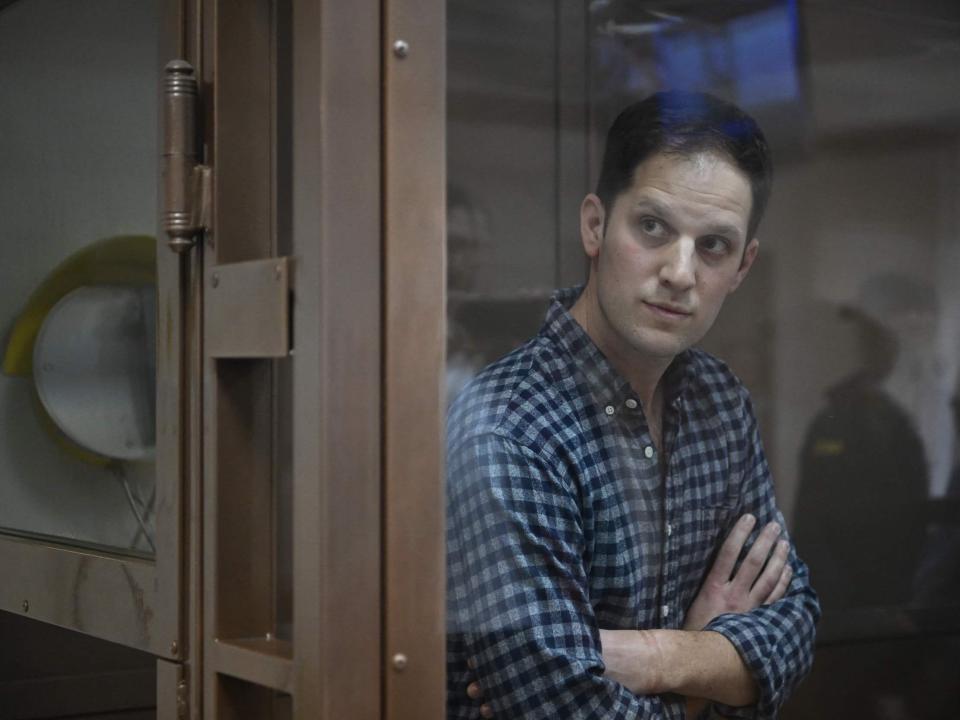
[683,513,792,631]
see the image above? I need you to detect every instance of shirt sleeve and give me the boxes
[447,430,684,719]
[702,395,821,720]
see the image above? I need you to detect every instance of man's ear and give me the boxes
[729,237,759,293]
[580,194,606,259]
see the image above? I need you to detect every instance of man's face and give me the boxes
[579,150,759,363]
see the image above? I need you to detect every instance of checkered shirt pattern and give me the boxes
[446,286,819,719]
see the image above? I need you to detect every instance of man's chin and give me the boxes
[624,330,693,362]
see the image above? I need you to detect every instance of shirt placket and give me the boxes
[658,396,684,631]
[614,394,677,632]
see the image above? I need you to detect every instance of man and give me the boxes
[446,91,819,719]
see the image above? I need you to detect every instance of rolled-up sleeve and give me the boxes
[447,431,683,719]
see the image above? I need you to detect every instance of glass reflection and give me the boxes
[589,0,960,618]
[447,0,960,715]
[794,299,928,611]
[0,0,160,556]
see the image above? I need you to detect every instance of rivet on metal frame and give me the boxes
[393,39,410,59]
[391,653,408,671]
[170,641,179,656]
[22,600,29,613]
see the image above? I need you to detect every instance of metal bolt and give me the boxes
[393,39,410,59]
[170,641,179,655]
[211,273,219,288]
[392,653,408,671]
[22,600,29,613]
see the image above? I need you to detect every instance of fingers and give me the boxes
[706,514,757,584]
[731,520,782,594]
[749,538,790,603]
[763,554,793,605]
[480,704,493,719]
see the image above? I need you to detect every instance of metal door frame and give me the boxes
[188,0,446,717]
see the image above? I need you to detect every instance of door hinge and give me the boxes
[162,60,211,253]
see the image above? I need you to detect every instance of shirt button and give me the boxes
[625,398,638,409]
[662,605,670,618]
[644,445,654,459]
[604,405,615,415]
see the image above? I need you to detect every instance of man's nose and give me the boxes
[659,238,696,291]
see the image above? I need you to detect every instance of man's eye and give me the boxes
[639,217,666,236]
[699,236,731,255]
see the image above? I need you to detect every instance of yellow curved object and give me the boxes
[3,235,156,377]
[3,235,156,467]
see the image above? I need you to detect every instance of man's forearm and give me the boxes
[601,628,757,708]
[656,629,757,707]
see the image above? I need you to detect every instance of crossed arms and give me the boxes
[598,513,793,716]
[447,431,820,719]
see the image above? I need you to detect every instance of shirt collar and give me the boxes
[541,286,695,415]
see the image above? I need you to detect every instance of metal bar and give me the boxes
[203,1,279,717]
[209,638,293,693]
[289,0,383,717]
[154,0,196,683]
[0,537,159,654]
[157,658,187,720]
[383,0,447,717]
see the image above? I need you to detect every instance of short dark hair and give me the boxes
[595,91,773,240]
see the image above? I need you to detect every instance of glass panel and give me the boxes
[783,632,960,720]
[0,0,160,556]
[447,0,960,714]
[446,2,561,401]
[581,0,960,618]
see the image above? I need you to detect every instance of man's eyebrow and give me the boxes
[631,199,673,219]
[631,200,744,240]
[702,222,743,240]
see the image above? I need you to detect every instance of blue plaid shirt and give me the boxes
[447,287,819,719]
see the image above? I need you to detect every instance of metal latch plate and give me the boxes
[207,258,290,358]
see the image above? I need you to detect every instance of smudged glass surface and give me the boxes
[447,0,960,715]
[0,0,160,556]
